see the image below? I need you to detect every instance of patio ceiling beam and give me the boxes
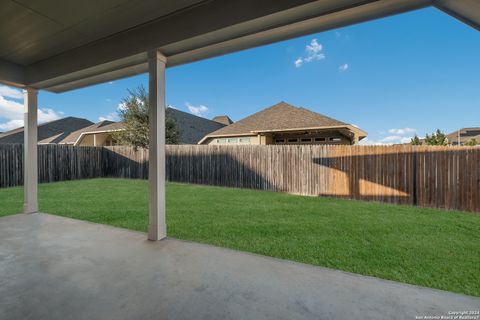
[0,59,26,88]
[434,0,480,31]
[25,0,433,92]
[23,88,38,214]
[165,0,433,68]
[148,50,167,241]
[26,0,318,88]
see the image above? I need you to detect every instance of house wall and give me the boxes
[79,133,116,147]
[203,130,353,145]
[272,131,352,145]
[204,135,259,145]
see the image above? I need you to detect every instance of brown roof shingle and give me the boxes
[205,102,349,137]
[212,115,234,126]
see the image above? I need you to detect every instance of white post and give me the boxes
[23,88,38,214]
[93,134,97,147]
[148,50,167,241]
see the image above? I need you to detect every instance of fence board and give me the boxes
[0,144,479,213]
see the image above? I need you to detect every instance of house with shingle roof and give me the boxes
[64,120,124,146]
[64,108,227,146]
[446,127,480,146]
[199,102,367,145]
[168,108,226,144]
[0,117,94,144]
[212,115,234,126]
[0,107,226,146]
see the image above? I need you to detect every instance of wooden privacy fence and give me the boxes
[0,144,479,212]
[0,144,103,188]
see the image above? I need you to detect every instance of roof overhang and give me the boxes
[0,0,478,93]
[198,125,367,144]
[73,129,124,146]
[252,125,367,137]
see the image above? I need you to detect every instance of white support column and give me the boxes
[93,134,97,147]
[23,88,38,214]
[148,50,167,241]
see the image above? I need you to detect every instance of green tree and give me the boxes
[424,129,448,146]
[465,138,478,146]
[114,86,180,148]
[410,135,422,145]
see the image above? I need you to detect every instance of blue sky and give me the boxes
[0,7,479,144]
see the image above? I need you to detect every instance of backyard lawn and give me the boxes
[0,178,479,297]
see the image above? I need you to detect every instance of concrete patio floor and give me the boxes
[1,213,478,320]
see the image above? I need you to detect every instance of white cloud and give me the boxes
[339,64,349,72]
[0,89,63,131]
[99,112,118,122]
[0,120,24,131]
[387,127,416,135]
[39,108,63,123]
[0,95,24,120]
[186,102,209,117]
[380,135,411,143]
[359,136,413,145]
[305,39,325,62]
[360,127,417,144]
[294,38,325,67]
[294,58,303,68]
[117,102,127,112]
[98,102,128,122]
[0,85,23,99]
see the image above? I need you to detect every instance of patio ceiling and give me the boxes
[0,0,479,92]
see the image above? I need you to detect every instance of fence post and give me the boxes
[412,147,418,206]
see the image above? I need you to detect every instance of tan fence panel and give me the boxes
[0,144,478,212]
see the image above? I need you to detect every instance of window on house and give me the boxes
[216,138,226,144]
[227,138,238,143]
[314,137,326,142]
[287,138,298,143]
[301,138,312,142]
[330,137,342,142]
[275,139,285,143]
[239,138,251,144]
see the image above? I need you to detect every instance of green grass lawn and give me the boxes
[1,178,479,296]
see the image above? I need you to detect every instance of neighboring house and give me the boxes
[64,108,227,146]
[212,115,234,126]
[0,107,226,146]
[168,108,226,144]
[199,102,367,145]
[446,127,480,145]
[0,117,94,144]
[62,120,124,146]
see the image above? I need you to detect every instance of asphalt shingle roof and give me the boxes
[0,117,94,144]
[167,108,226,144]
[60,121,124,144]
[205,102,349,137]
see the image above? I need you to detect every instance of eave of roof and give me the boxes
[73,129,124,146]
[2,0,441,92]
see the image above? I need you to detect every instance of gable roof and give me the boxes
[68,108,226,145]
[446,127,480,142]
[61,120,124,145]
[200,102,366,142]
[212,115,234,126]
[0,117,94,144]
[167,108,226,144]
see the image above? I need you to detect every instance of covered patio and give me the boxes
[1,213,478,320]
[1,0,480,318]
